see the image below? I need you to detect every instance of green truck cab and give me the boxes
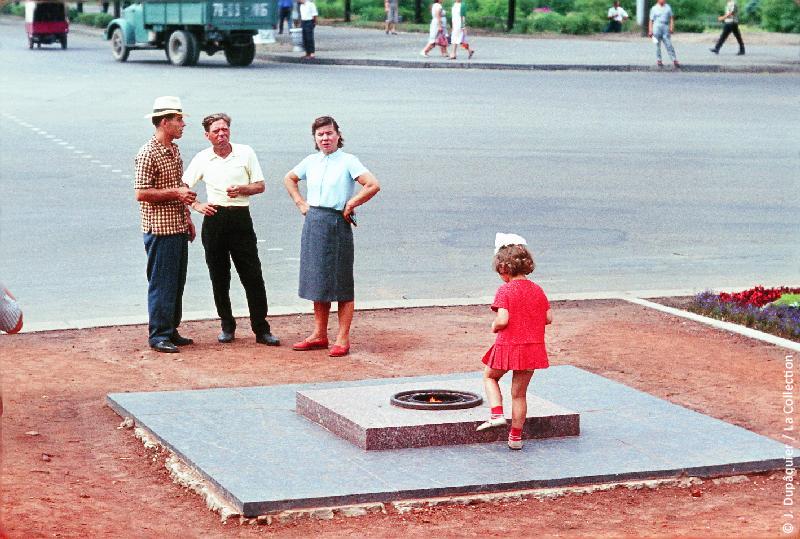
[105,0,277,67]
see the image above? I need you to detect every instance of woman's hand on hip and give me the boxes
[343,201,357,223]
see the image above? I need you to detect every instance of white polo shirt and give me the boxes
[183,143,265,207]
[300,0,318,21]
[607,6,628,21]
[292,150,368,211]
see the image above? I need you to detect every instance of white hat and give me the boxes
[144,96,188,118]
[494,233,527,254]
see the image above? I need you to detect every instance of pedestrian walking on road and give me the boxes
[477,234,552,451]
[384,0,399,34]
[421,0,448,57]
[283,116,381,358]
[135,96,197,354]
[648,0,679,68]
[603,0,628,32]
[710,0,745,55]
[299,0,318,59]
[182,113,280,347]
[450,0,475,60]
[277,0,293,33]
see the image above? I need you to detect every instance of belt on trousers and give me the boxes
[210,205,249,211]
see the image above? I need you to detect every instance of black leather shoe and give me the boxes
[709,48,719,54]
[218,330,235,343]
[171,333,194,346]
[256,333,280,346]
[151,341,179,353]
[737,50,745,56]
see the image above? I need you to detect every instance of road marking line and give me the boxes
[111,169,122,173]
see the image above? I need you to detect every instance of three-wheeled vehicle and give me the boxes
[25,0,69,49]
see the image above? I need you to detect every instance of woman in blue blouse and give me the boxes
[284,116,381,357]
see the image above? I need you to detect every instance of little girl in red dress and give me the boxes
[477,234,552,450]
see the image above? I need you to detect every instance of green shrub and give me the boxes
[3,3,25,16]
[669,0,717,20]
[531,0,575,15]
[356,5,387,21]
[529,11,565,30]
[317,0,344,18]
[560,11,602,33]
[511,15,531,31]
[742,0,762,23]
[761,0,800,32]
[674,18,707,30]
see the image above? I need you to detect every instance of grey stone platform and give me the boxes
[107,366,795,517]
[297,379,579,450]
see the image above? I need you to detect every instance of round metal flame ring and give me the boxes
[390,389,483,410]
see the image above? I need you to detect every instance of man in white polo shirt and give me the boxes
[183,113,279,346]
[603,0,628,32]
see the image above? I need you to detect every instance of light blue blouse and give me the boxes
[649,3,673,25]
[292,150,369,211]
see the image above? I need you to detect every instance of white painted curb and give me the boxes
[622,296,800,353]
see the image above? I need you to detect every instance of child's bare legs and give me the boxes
[483,366,507,408]
[510,370,534,429]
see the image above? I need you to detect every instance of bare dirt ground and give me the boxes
[1,300,796,538]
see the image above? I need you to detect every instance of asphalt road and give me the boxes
[1,19,798,329]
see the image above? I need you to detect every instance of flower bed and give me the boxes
[688,286,800,342]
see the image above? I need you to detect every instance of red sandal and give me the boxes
[292,338,329,351]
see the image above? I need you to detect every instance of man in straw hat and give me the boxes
[135,96,197,353]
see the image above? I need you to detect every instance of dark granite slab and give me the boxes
[296,379,579,449]
[106,366,797,517]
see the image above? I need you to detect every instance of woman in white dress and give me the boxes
[450,0,475,60]
[421,0,448,57]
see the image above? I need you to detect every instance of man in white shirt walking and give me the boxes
[710,0,745,55]
[603,1,628,33]
[183,113,280,346]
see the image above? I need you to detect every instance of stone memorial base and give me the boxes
[296,379,579,450]
[106,367,795,516]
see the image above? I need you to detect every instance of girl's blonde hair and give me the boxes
[493,244,535,276]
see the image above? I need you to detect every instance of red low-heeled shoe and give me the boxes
[292,338,329,351]
[329,344,350,357]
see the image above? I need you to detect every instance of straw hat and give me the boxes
[144,96,188,118]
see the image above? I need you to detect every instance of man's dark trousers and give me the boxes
[301,20,315,54]
[144,233,188,346]
[201,207,270,335]
[714,22,745,52]
[278,6,291,33]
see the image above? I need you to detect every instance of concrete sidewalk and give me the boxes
[258,25,800,72]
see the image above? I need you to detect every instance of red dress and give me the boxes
[481,279,549,371]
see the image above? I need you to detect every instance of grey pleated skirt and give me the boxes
[299,206,355,302]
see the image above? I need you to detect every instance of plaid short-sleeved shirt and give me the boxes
[134,137,189,235]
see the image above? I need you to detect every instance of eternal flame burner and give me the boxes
[390,389,483,410]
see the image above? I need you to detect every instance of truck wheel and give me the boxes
[224,42,255,67]
[60,35,67,50]
[167,30,197,67]
[111,28,129,62]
